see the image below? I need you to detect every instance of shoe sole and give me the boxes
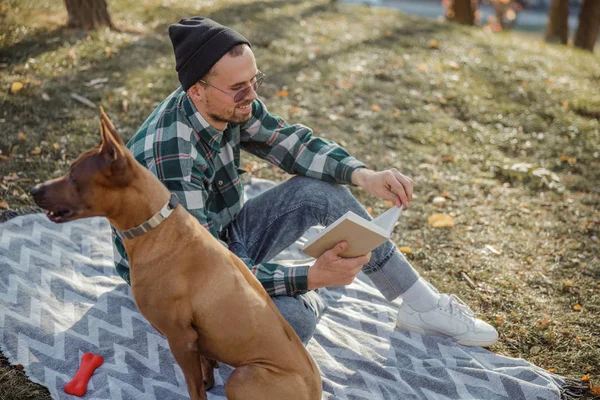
[396,321,498,347]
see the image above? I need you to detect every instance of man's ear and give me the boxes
[187,82,204,102]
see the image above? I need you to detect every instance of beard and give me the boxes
[206,98,253,126]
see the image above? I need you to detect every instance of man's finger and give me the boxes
[393,170,413,202]
[328,241,347,257]
[389,179,409,207]
[390,173,412,204]
[343,252,371,269]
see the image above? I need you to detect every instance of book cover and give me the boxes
[302,206,403,259]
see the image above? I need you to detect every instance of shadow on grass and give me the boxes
[3,0,454,131]
[0,27,87,67]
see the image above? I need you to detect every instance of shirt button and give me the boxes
[218,180,224,186]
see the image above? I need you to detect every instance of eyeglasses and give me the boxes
[199,73,266,103]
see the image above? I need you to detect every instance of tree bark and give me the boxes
[64,0,115,30]
[545,0,569,44]
[573,0,600,52]
[447,0,476,26]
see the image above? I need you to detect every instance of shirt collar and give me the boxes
[178,88,223,153]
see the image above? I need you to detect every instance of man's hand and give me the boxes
[351,168,413,207]
[308,242,371,290]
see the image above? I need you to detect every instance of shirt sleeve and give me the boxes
[236,256,310,297]
[239,99,367,185]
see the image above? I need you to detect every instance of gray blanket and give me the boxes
[0,180,575,399]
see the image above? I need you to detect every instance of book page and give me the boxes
[372,205,403,235]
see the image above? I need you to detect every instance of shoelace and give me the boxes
[439,294,475,324]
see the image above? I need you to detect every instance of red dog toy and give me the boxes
[64,352,104,396]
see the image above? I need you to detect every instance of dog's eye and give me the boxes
[68,175,78,188]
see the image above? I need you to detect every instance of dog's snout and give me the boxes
[30,184,44,198]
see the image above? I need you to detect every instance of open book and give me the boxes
[302,206,403,259]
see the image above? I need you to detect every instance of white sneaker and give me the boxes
[396,294,499,347]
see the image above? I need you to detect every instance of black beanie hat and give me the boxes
[168,17,251,91]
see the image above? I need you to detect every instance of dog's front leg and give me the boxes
[165,329,208,400]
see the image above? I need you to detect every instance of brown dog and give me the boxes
[30,109,322,400]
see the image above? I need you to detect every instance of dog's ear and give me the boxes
[99,108,126,162]
[98,109,131,185]
[99,107,125,146]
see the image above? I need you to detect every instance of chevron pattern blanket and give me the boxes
[0,180,576,399]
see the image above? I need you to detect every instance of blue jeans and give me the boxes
[222,176,420,344]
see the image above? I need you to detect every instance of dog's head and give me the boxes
[31,108,134,223]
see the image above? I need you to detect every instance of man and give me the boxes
[112,17,498,347]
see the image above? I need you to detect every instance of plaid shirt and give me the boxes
[111,87,366,296]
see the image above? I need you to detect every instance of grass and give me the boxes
[1,0,599,398]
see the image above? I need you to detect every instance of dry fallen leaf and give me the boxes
[418,64,428,73]
[485,244,501,255]
[371,105,381,112]
[572,304,582,312]
[590,386,600,396]
[53,143,61,150]
[538,317,550,329]
[429,39,439,48]
[0,201,8,209]
[276,90,289,97]
[547,368,556,373]
[398,246,412,254]
[4,172,18,181]
[428,213,454,228]
[18,132,28,141]
[30,146,42,155]
[10,82,24,93]
[581,374,590,382]
[382,200,395,208]
[447,61,460,70]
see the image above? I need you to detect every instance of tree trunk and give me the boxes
[573,0,600,52]
[494,3,505,29]
[447,0,476,26]
[545,0,569,44]
[64,0,114,30]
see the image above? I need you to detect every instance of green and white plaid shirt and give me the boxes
[111,87,366,296]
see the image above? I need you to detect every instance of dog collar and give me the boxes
[119,193,179,240]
